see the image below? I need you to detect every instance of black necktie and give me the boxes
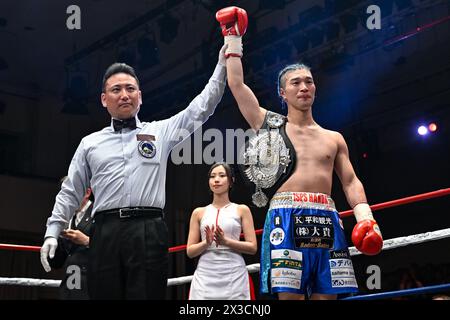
[113,117,137,132]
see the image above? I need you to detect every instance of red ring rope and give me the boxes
[1,188,449,254]
[339,188,450,218]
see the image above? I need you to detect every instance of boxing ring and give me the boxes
[1,188,449,300]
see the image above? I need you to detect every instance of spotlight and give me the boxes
[428,123,437,132]
[417,125,428,136]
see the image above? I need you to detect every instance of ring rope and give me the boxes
[4,274,448,301]
[342,283,450,300]
[2,228,449,288]
[1,188,449,253]
[0,277,60,288]
[339,188,450,218]
[0,264,262,288]
[349,227,450,256]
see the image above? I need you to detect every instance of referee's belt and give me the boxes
[96,207,163,219]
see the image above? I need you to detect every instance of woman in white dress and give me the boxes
[187,162,257,300]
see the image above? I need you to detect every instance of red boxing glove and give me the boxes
[352,220,383,255]
[216,7,248,58]
[216,6,248,37]
[351,203,383,255]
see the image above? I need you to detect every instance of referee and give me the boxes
[40,45,227,299]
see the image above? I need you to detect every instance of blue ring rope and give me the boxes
[342,283,450,300]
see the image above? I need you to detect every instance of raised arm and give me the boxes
[334,132,383,255]
[216,6,266,130]
[162,46,227,149]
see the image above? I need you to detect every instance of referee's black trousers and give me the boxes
[87,212,168,299]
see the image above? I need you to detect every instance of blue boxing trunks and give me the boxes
[260,192,358,296]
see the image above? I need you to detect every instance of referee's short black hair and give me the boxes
[102,63,139,92]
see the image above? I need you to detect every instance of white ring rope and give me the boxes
[0,278,61,287]
[1,227,450,288]
[349,227,450,256]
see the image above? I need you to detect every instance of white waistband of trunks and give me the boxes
[269,192,336,211]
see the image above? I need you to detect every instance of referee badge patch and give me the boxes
[138,141,156,158]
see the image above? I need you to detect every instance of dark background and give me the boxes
[0,0,449,300]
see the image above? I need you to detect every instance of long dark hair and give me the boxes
[207,162,235,191]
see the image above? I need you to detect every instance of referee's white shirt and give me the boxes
[45,63,226,239]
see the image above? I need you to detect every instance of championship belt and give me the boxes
[239,111,296,207]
